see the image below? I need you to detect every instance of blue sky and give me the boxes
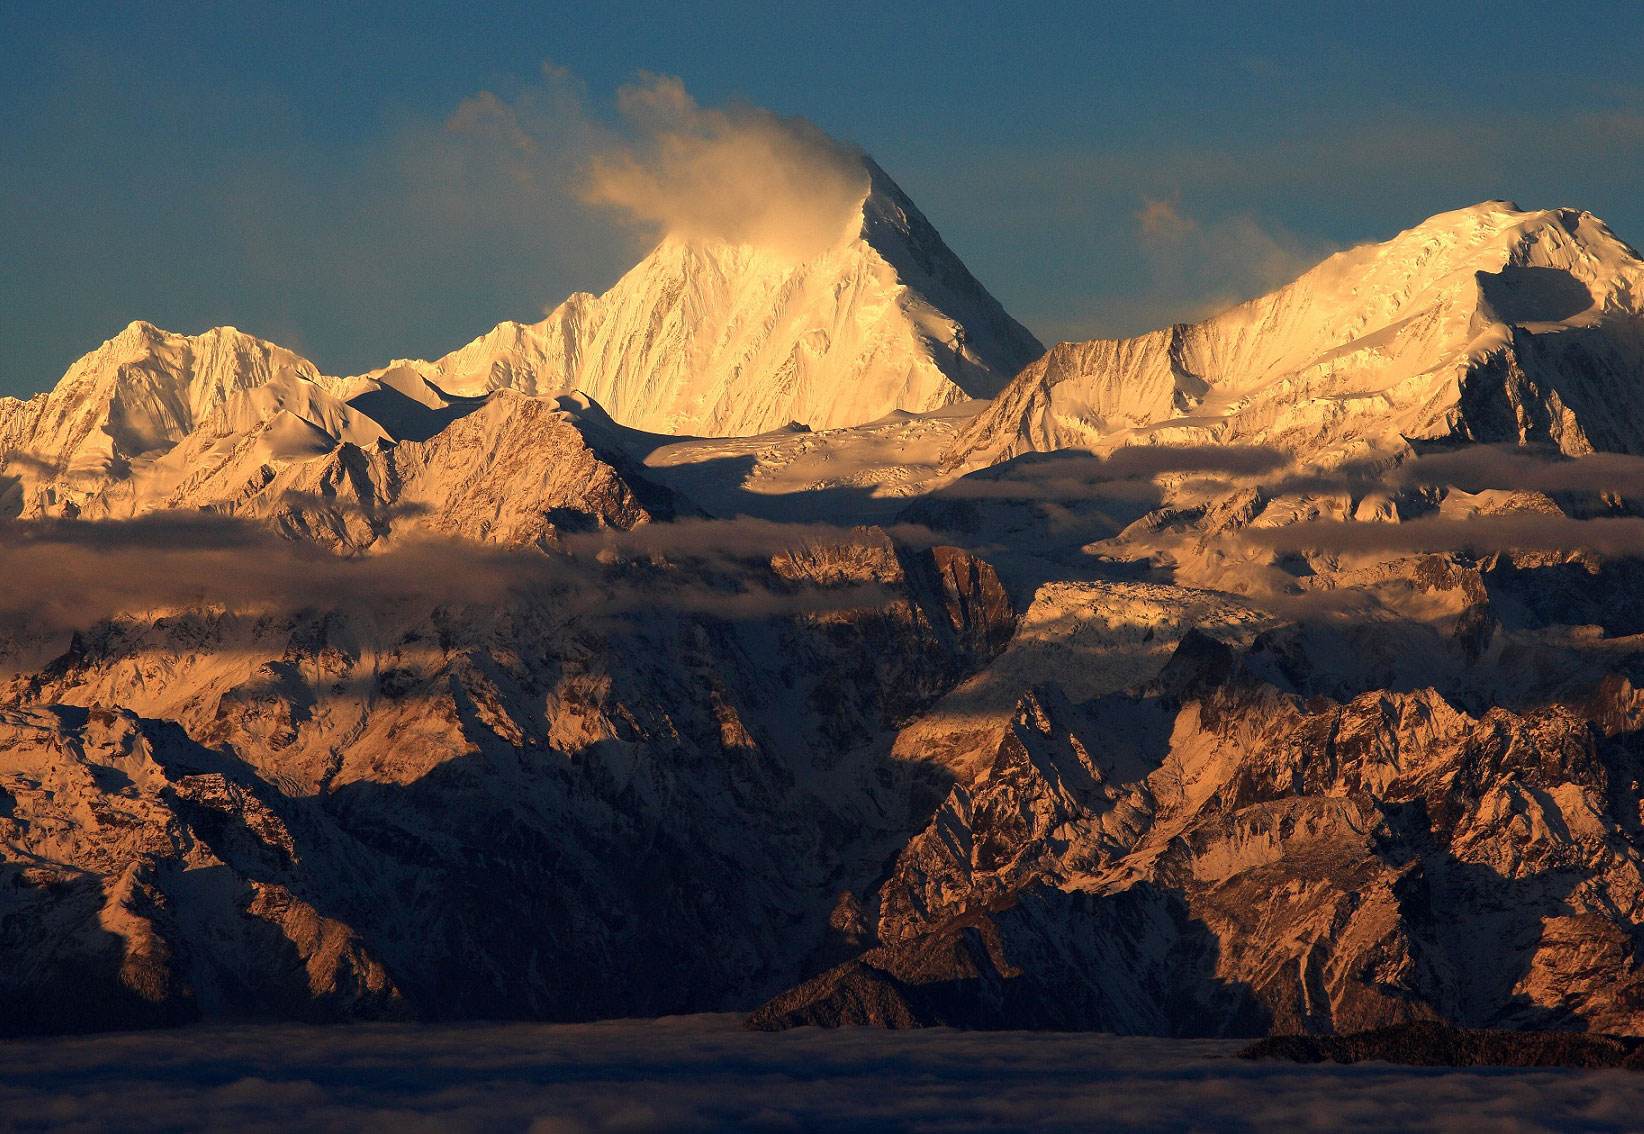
[4,0,1642,395]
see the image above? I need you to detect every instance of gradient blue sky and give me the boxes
[4,0,1642,396]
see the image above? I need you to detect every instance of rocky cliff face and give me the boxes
[0,529,1016,1033]
[753,631,1644,1035]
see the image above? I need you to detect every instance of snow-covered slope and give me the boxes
[75,388,684,551]
[638,402,980,525]
[225,391,684,550]
[948,202,1644,469]
[74,370,391,521]
[373,161,1042,437]
[1,324,682,543]
[0,323,345,515]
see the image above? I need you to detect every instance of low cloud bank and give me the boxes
[0,1016,1635,1133]
[0,513,929,637]
[1396,446,1644,496]
[561,515,938,561]
[0,515,527,632]
[950,443,1644,507]
[1130,196,1337,327]
[1247,514,1644,557]
[0,450,59,477]
[10,442,1643,642]
[1259,445,1644,500]
[942,446,1290,500]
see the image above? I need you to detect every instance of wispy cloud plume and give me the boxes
[1395,446,1644,497]
[51,64,874,384]
[581,74,869,258]
[1130,197,1335,325]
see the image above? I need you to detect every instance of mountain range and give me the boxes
[5,160,1644,1040]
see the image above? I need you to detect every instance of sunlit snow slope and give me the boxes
[948,202,1644,469]
[367,160,1043,437]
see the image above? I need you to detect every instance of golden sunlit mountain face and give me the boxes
[6,6,1644,1129]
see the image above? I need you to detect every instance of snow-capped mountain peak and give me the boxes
[1,157,1041,515]
[946,199,1644,469]
[0,323,343,512]
[372,158,1042,437]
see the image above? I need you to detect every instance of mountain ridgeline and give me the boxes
[4,179,1644,1039]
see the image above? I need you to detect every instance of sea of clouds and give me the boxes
[3,1015,1640,1133]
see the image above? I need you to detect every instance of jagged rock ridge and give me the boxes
[752,631,1644,1035]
